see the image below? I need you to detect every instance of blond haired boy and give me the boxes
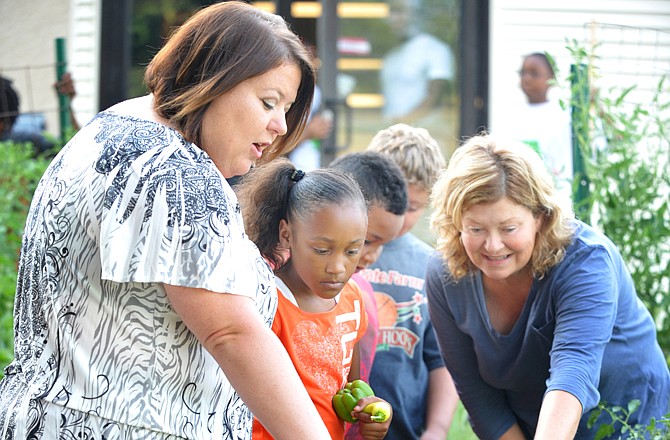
[357,124,458,440]
[367,123,445,238]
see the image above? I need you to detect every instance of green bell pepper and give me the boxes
[332,379,376,423]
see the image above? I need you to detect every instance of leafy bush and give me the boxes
[588,400,670,440]
[563,37,670,440]
[0,141,53,378]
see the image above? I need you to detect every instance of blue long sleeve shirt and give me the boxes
[426,221,669,439]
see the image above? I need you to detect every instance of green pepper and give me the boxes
[347,379,374,396]
[332,379,376,423]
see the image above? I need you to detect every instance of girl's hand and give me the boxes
[352,396,392,440]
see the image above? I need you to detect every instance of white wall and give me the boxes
[488,0,670,134]
[0,0,100,137]
[4,0,668,139]
[69,0,101,129]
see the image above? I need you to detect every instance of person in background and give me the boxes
[0,71,80,156]
[498,52,573,201]
[380,0,454,125]
[286,43,333,171]
[54,71,81,132]
[359,123,459,440]
[237,158,392,440]
[329,151,408,440]
[0,2,332,439]
[0,75,19,138]
[287,84,332,170]
[426,134,670,440]
[329,152,408,277]
[0,75,54,154]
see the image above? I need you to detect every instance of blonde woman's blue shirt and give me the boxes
[426,220,670,440]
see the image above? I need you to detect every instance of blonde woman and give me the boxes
[426,134,669,440]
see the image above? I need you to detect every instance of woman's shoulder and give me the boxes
[426,251,449,275]
[99,95,184,138]
[566,221,619,257]
[91,108,208,176]
[425,252,473,293]
[105,95,156,120]
[551,221,625,277]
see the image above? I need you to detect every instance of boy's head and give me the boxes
[519,52,555,104]
[367,123,446,236]
[329,151,408,271]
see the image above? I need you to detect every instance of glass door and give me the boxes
[129,0,460,163]
[264,0,460,164]
[280,0,460,243]
[321,0,461,161]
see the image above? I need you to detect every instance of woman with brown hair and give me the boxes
[0,2,330,439]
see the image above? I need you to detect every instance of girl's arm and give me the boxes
[165,284,330,440]
[348,342,362,382]
[345,342,391,439]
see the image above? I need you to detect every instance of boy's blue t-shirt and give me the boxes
[358,233,445,440]
[426,220,670,440]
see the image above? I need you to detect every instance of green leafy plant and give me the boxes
[565,38,670,363]
[0,141,54,378]
[587,400,670,440]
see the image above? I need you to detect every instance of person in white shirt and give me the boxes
[380,0,455,124]
[498,52,573,202]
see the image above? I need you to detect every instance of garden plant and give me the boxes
[565,39,670,362]
[588,400,670,440]
[0,141,54,376]
[565,38,670,438]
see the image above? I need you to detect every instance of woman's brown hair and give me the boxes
[145,1,316,161]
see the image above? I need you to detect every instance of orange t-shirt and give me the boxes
[252,278,368,440]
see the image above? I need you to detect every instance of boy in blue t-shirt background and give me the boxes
[360,123,459,440]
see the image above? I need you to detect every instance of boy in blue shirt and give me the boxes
[360,124,459,440]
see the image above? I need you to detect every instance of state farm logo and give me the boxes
[376,326,420,358]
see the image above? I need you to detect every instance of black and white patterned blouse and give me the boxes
[0,111,277,439]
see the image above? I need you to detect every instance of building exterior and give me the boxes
[1,0,668,142]
[0,0,99,136]
[488,0,670,134]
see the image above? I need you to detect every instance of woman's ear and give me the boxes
[278,219,292,249]
[534,213,544,235]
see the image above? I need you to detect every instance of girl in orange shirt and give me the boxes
[237,158,392,440]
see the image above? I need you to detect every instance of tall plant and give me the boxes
[0,142,53,377]
[565,39,670,362]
